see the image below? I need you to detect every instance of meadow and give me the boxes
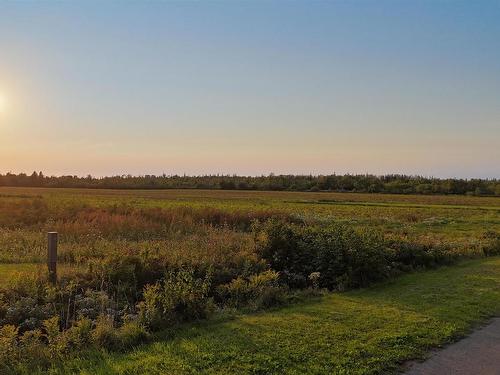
[0,187,499,374]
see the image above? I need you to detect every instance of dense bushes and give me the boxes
[138,268,213,330]
[482,231,500,256]
[217,270,285,310]
[254,220,390,290]
[254,220,500,291]
[387,240,458,270]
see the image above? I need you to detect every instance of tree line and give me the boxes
[0,172,499,196]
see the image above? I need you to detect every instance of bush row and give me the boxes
[253,220,500,290]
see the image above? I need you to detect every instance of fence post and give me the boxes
[48,232,58,284]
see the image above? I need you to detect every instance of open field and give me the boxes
[1,187,499,248]
[0,187,499,373]
[45,257,500,374]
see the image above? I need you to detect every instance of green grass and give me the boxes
[0,263,82,285]
[0,263,38,285]
[45,257,500,375]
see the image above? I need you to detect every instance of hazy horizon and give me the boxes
[1,1,499,179]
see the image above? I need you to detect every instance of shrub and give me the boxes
[338,228,389,288]
[137,282,163,330]
[63,316,93,351]
[19,328,50,368]
[92,315,119,349]
[138,267,212,330]
[218,270,285,310]
[254,220,391,290]
[0,273,55,330]
[253,220,311,288]
[0,325,19,370]
[388,240,458,269]
[43,316,67,357]
[0,325,53,371]
[116,320,150,349]
[482,231,500,256]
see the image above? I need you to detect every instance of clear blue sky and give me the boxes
[0,0,499,178]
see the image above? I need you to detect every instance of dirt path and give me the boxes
[406,318,500,375]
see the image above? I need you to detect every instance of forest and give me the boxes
[1,172,499,196]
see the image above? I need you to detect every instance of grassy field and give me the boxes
[1,186,499,242]
[44,256,500,375]
[0,187,499,374]
[0,186,498,265]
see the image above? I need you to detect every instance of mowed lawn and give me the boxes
[45,257,500,375]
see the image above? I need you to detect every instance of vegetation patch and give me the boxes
[0,188,498,373]
[42,257,500,375]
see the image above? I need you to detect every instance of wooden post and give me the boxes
[48,232,58,284]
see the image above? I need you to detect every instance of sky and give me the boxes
[0,0,499,178]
